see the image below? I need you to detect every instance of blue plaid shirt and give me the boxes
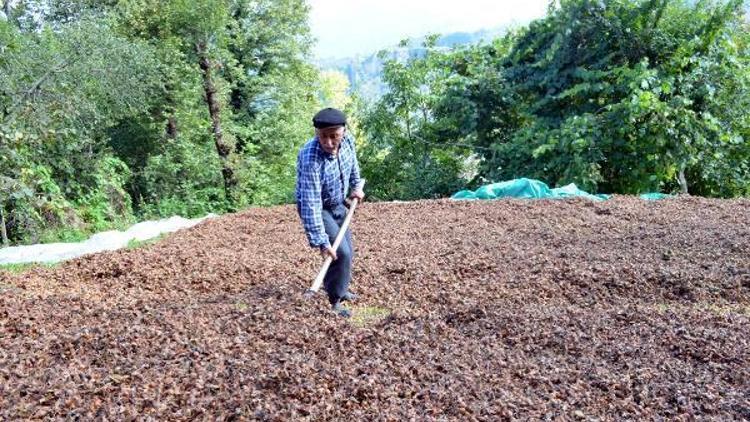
[296,133,361,248]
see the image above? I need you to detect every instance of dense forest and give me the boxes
[1,0,749,246]
[356,0,750,201]
[1,0,329,245]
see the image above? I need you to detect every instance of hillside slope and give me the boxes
[1,197,749,419]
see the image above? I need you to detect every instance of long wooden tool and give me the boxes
[307,180,365,294]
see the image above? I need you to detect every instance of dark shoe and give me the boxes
[324,288,358,302]
[332,301,352,318]
[341,291,358,302]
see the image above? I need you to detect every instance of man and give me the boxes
[296,107,365,318]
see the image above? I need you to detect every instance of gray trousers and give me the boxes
[322,204,353,305]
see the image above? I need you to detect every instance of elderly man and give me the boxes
[296,108,365,318]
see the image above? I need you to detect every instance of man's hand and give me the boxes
[350,189,365,201]
[320,245,337,261]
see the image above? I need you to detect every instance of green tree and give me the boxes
[115,0,240,208]
[359,0,750,198]
[115,0,319,211]
[494,0,750,195]
[1,17,157,243]
[1,0,322,245]
[358,37,478,200]
[319,70,352,110]
[225,0,319,206]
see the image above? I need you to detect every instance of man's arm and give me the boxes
[297,152,330,249]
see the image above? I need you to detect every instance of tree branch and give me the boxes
[3,58,73,124]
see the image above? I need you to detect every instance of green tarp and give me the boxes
[639,192,673,200]
[451,178,668,201]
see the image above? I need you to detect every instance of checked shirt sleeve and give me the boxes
[347,134,362,193]
[296,149,330,249]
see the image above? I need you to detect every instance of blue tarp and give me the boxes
[451,178,667,201]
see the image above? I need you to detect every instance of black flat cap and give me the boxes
[312,107,347,128]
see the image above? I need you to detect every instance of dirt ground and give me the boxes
[1,196,749,420]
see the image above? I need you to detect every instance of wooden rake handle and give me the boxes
[307,180,365,293]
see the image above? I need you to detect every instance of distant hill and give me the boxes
[315,27,508,101]
[316,46,447,100]
[318,3,750,101]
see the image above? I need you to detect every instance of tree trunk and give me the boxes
[163,82,178,140]
[677,163,688,194]
[166,116,177,140]
[405,113,412,142]
[0,206,8,247]
[196,41,237,209]
[2,1,10,20]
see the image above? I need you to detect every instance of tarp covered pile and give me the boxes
[452,178,671,201]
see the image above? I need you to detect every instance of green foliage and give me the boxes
[114,0,319,210]
[74,156,135,231]
[318,71,352,110]
[358,37,479,200]
[140,136,226,218]
[1,14,158,244]
[357,0,750,199]
[37,226,89,244]
[1,0,321,245]
[228,0,320,206]
[494,0,750,195]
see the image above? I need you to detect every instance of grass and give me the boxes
[37,227,89,244]
[0,262,59,274]
[126,234,168,250]
[351,305,392,327]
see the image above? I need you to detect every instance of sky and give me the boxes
[307,0,549,58]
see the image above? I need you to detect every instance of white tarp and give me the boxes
[0,214,215,265]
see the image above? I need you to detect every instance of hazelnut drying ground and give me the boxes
[1,197,749,420]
